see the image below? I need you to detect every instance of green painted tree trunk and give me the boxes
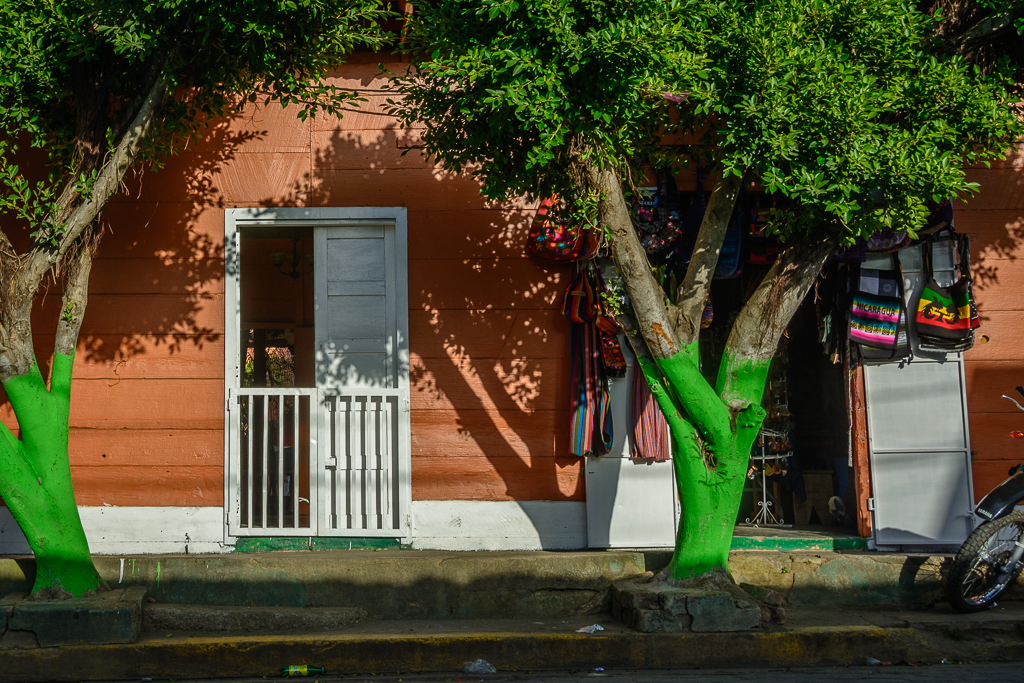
[634,349,770,580]
[0,354,102,596]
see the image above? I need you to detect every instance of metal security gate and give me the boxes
[228,388,318,536]
[224,208,412,542]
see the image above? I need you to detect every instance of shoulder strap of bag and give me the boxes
[923,234,934,281]
[891,250,905,298]
[957,231,971,280]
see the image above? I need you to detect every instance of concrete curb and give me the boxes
[1,621,1021,682]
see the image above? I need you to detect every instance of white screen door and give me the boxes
[224,208,411,541]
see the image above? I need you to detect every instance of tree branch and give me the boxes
[949,6,1024,51]
[53,233,96,360]
[615,298,732,453]
[674,172,744,345]
[579,156,682,358]
[19,73,168,299]
[717,232,835,408]
[0,418,20,456]
[50,230,97,401]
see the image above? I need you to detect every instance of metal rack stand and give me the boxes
[742,429,792,527]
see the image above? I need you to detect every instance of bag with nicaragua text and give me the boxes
[527,198,599,263]
[915,233,977,353]
[849,262,911,363]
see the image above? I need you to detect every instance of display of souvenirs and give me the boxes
[633,172,683,262]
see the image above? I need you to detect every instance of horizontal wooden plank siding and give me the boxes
[1,60,580,509]
[68,466,223,506]
[960,162,1024,501]
[412,456,583,501]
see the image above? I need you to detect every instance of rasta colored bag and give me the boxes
[849,264,910,362]
[915,234,977,353]
[527,198,599,263]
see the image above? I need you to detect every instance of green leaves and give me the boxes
[389,0,709,204]
[393,0,1019,240]
[703,0,1020,240]
[0,0,392,247]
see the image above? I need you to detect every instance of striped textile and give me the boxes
[569,322,613,457]
[630,367,671,461]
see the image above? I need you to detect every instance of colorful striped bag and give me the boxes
[849,266,909,361]
[630,369,671,461]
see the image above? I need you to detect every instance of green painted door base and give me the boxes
[233,537,406,553]
[730,535,867,552]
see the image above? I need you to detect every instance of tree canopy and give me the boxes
[0,0,390,246]
[393,0,1020,240]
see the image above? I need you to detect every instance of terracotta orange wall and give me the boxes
[0,57,581,507]
[962,144,1024,501]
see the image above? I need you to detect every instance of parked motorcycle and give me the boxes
[947,386,1024,612]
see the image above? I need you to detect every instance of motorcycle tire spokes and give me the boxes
[947,510,1024,613]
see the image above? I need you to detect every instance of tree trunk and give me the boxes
[0,359,100,596]
[0,233,101,596]
[0,71,167,597]
[580,154,837,580]
[632,350,765,579]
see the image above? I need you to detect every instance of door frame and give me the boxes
[224,207,411,544]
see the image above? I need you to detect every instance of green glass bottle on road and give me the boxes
[282,665,326,677]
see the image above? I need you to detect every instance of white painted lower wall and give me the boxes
[0,507,230,555]
[410,501,587,551]
[0,501,587,555]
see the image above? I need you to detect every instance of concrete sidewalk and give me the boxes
[3,603,1024,682]
[0,549,975,615]
[4,548,1024,681]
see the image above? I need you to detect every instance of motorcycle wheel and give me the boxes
[947,510,1024,613]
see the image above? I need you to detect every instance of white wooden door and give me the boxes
[314,220,411,537]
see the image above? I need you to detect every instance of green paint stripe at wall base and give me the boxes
[233,537,408,553]
[730,535,867,552]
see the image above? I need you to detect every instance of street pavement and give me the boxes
[95,662,1024,683]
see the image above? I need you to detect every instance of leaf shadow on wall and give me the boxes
[949,152,1024,498]
[261,111,585,507]
[0,119,259,508]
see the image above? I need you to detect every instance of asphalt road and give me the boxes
[104,662,1024,683]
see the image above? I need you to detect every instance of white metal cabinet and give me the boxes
[585,343,679,548]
